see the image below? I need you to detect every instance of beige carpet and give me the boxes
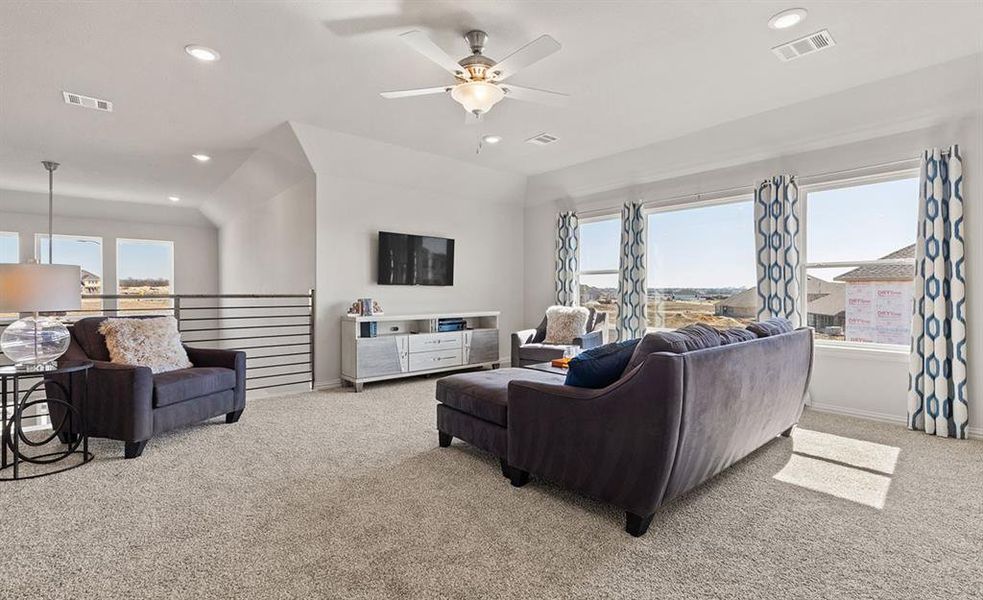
[1,378,981,599]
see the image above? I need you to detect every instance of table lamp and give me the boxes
[0,263,81,365]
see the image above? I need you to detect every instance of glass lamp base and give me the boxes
[0,315,71,365]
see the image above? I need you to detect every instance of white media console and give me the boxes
[340,311,501,391]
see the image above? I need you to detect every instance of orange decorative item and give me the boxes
[550,357,572,368]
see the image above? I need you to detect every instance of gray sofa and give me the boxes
[46,316,246,459]
[511,310,607,367]
[437,327,814,536]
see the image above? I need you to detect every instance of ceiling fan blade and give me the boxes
[399,30,469,79]
[490,35,561,81]
[380,86,452,99]
[500,84,569,107]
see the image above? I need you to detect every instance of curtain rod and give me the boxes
[573,150,944,218]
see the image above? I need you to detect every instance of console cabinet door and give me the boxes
[356,337,402,378]
[468,329,499,364]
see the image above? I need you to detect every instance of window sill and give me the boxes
[814,341,909,363]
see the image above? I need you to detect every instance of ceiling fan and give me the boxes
[380,29,568,118]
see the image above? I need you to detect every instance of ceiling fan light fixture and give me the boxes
[451,81,505,115]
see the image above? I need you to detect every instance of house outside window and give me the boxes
[36,233,104,315]
[648,198,756,331]
[803,174,919,346]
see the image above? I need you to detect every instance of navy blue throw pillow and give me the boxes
[717,327,757,345]
[565,339,640,389]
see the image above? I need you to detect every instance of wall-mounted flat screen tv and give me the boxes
[378,231,455,286]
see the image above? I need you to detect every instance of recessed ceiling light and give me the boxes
[481,135,502,145]
[184,45,221,62]
[768,8,807,30]
[168,196,180,202]
[192,153,211,162]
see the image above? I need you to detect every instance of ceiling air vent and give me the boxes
[62,91,113,112]
[526,132,558,146]
[772,29,836,62]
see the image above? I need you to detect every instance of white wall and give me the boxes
[523,55,983,436]
[291,123,528,386]
[218,176,315,294]
[0,188,219,294]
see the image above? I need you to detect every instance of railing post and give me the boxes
[309,288,316,390]
[174,296,182,333]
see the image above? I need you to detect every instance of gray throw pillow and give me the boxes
[747,317,794,338]
[621,323,722,376]
[718,327,758,345]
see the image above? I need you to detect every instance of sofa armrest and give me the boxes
[185,345,246,411]
[506,352,685,516]
[185,346,243,371]
[510,329,539,367]
[82,360,155,442]
[572,329,604,350]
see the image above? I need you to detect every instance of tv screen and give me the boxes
[378,231,455,286]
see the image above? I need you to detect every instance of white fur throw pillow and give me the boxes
[98,317,192,374]
[544,305,590,344]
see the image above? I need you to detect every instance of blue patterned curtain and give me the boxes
[754,175,802,327]
[908,146,968,439]
[617,201,647,340]
[555,211,580,306]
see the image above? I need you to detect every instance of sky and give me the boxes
[32,236,173,282]
[580,176,919,288]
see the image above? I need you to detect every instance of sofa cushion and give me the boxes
[544,305,590,344]
[565,339,640,389]
[436,368,565,426]
[98,317,192,374]
[153,367,237,408]
[747,317,794,338]
[717,327,758,345]
[518,343,572,363]
[622,323,722,376]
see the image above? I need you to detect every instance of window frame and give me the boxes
[0,231,18,264]
[644,193,756,332]
[115,237,175,294]
[34,233,104,294]
[799,167,920,352]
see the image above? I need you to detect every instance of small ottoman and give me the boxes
[436,368,565,463]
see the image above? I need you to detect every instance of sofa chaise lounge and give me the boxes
[436,327,813,536]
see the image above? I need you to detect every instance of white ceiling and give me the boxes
[1,1,981,207]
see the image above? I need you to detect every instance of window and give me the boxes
[0,232,17,264]
[1,232,19,320]
[577,217,619,339]
[36,234,103,314]
[117,239,174,314]
[646,199,756,330]
[804,175,919,346]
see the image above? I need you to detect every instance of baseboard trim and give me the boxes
[313,379,342,390]
[808,402,983,439]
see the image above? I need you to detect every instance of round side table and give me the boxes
[0,360,94,481]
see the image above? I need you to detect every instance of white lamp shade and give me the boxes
[0,263,82,313]
[451,81,505,114]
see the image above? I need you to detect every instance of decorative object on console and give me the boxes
[908,144,968,439]
[754,175,802,327]
[543,305,589,344]
[97,317,192,374]
[564,338,640,389]
[347,299,383,316]
[0,161,81,366]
